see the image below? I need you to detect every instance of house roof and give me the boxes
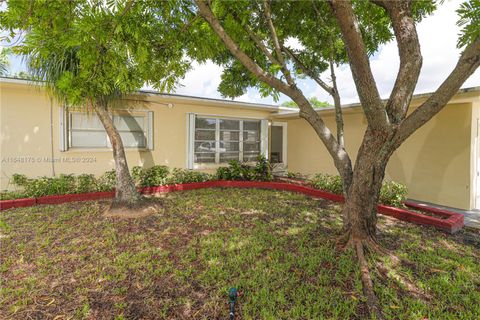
[137,89,280,111]
[273,86,480,118]
[1,76,478,116]
[0,76,280,112]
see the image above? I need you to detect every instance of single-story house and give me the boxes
[1,77,479,210]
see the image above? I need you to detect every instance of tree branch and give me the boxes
[283,46,333,94]
[330,54,345,146]
[195,1,287,91]
[394,37,480,146]
[262,0,295,86]
[195,0,353,187]
[375,0,423,124]
[329,0,389,130]
[282,45,345,147]
[231,13,280,66]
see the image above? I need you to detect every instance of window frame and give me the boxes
[188,114,267,169]
[64,109,152,151]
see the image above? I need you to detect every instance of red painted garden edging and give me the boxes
[0,181,463,233]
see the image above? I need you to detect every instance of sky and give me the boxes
[4,0,480,106]
[173,0,480,105]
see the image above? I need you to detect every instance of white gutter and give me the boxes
[0,77,280,113]
[272,86,480,119]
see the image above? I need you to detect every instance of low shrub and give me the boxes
[0,191,27,200]
[132,166,212,186]
[10,174,78,198]
[12,174,28,187]
[76,174,97,193]
[141,165,170,187]
[286,171,303,179]
[379,180,408,207]
[254,155,273,181]
[217,160,254,181]
[51,174,77,196]
[308,173,344,195]
[7,172,114,198]
[131,166,145,185]
[167,168,212,184]
[308,173,408,208]
[216,155,272,181]
[97,170,116,191]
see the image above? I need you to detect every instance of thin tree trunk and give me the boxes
[329,52,345,147]
[94,101,140,206]
[296,99,353,193]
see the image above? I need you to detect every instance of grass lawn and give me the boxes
[1,188,479,319]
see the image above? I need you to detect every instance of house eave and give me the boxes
[272,86,480,119]
[0,77,279,112]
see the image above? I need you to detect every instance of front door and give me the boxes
[270,122,287,172]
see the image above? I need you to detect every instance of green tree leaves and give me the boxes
[457,0,480,48]
[0,48,11,76]
[281,97,331,109]
[1,0,191,108]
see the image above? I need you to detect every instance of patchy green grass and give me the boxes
[0,188,479,319]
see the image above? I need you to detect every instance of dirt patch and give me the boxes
[103,198,163,219]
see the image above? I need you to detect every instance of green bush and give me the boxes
[97,170,116,191]
[254,155,273,181]
[141,165,169,187]
[8,171,113,198]
[4,167,408,207]
[308,173,344,195]
[131,166,212,186]
[216,166,231,180]
[286,171,303,179]
[131,166,145,185]
[17,174,77,198]
[0,191,27,200]
[12,174,29,187]
[8,166,214,197]
[76,174,97,193]
[167,168,212,184]
[380,180,408,207]
[308,173,408,208]
[53,174,77,195]
[216,160,253,181]
[216,155,272,181]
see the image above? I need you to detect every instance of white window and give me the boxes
[187,114,268,167]
[62,110,153,150]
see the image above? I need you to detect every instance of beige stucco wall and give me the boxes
[0,81,272,190]
[283,102,474,210]
[2,79,478,210]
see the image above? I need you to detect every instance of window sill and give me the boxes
[193,162,258,170]
[63,148,151,153]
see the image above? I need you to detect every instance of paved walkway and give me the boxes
[408,199,480,230]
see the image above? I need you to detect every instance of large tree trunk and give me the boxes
[343,163,386,320]
[94,101,141,206]
[339,127,395,320]
[341,127,392,244]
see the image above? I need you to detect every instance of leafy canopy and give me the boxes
[0,48,11,76]
[187,0,437,102]
[457,0,480,47]
[1,0,191,107]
